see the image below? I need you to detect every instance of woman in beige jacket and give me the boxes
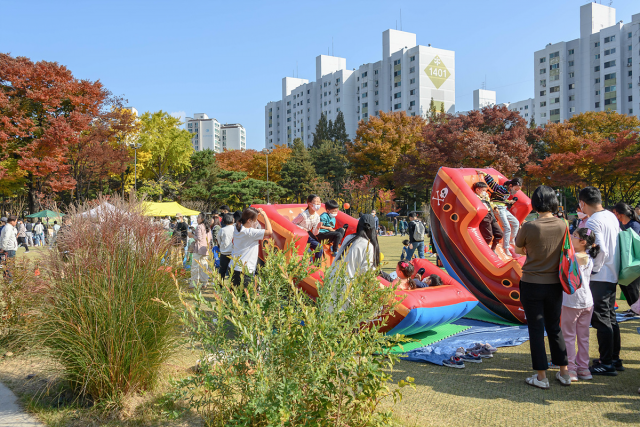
[190,213,211,289]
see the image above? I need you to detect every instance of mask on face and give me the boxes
[577,212,587,219]
[479,191,488,198]
[329,213,338,218]
[313,204,321,211]
[509,188,518,196]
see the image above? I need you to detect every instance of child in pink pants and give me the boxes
[561,227,599,381]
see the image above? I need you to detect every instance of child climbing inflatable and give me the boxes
[429,167,532,324]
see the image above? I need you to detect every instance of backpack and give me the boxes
[558,221,583,295]
[412,221,425,242]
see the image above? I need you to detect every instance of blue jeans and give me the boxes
[495,205,519,250]
[6,250,16,258]
[407,241,425,259]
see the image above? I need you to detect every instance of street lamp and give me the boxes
[263,148,272,204]
[128,142,142,192]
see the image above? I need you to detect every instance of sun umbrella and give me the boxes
[386,212,400,217]
[26,209,65,218]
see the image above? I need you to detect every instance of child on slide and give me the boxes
[477,171,522,255]
[472,181,503,253]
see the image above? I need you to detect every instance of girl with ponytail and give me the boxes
[560,227,600,382]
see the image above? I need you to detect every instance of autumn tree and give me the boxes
[215,148,258,174]
[280,138,317,202]
[246,145,292,182]
[342,175,379,215]
[347,111,425,189]
[0,53,111,210]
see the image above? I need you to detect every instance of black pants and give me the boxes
[590,281,621,365]
[219,254,231,278]
[231,270,253,288]
[316,228,346,253]
[519,281,568,371]
[620,276,640,307]
[479,213,503,250]
[17,237,29,251]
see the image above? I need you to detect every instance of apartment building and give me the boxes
[185,114,247,152]
[265,29,456,149]
[221,123,246,151]
[534,3,640,125]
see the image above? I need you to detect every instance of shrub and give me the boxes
[26,196,182,402]
[165,242,414,426]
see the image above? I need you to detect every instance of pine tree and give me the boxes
[327,119,334,142]
[280,138,318,202]
[332,111,349,143]
[428,98,437,122]
[311,139,350,195]
[439,102,445,115]
[312,113,329,147]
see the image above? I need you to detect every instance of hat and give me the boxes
[0,217,6,223]
[176,212,182,217]
[359,214,377,231]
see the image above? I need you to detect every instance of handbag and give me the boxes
[559,221,583,295]
[618,229,640,286]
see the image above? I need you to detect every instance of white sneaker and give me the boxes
[556,371,572,386]
[455,347,465,357]
[525,374,549,389]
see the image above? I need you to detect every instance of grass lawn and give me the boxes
[0,237,639,426]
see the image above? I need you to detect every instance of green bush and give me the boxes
[165,242,413,426]
[26,198,182,403]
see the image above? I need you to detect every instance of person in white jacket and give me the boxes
[0,215,18,258]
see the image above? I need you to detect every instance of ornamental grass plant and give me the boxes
[25,196,182,403]
[165,242,414,426]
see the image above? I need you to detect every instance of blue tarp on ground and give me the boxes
[401,314,640,366]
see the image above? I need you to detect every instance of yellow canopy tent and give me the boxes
[142,202,200,217]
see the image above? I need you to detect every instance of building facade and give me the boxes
[265,29,456,149]
[473,89,496,110]
[500,98,536,125]
[185,114,246,152]
[534,3,640,125]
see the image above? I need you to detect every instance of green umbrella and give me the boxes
[26,209,65,218]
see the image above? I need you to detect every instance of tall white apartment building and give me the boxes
[185,114,247,152]
[265,29,455,148]
[221,124,246,151]
[534,3,640,125]
[473,89,496,109]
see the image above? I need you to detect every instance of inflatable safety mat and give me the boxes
[388,324,471,354]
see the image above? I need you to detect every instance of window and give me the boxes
[540,68,546,74]
[540,90,546,96]
[323,92,327,96]
[362,82,367,88]
[604,48,616,55]
[604,85,616,93]
[541,112,547,118]
[569,107,575,113]
[595,54,600,60]
[393,59,401,66]
[394,103,401,110]
[287,101,291,105]
[595,101,600,108]
[594,66,600,72]
[375,100,378,106]
[362,92,368,98]
[336,108,340,112]
[374,70,378,75]
[630,45,633,51]
[410,78,416,84]
[568,83,575,90]
[628,58,633,66]
[307,90,310,94]
[410,66,415,73]
[550,64,559,70]
[540,101,546,107]
[604,98,616,105]
[630,109,634,114]
[629,71,633,77]
[336,97,340,103]
[410,100,416,107]
[336,88,340,94]
[550,74,559,81]
[287,109,291,113]
[410,89,416,95]
[362,72,367,78]
[375,91,378,95]
[629,32,633,38]
[595,78,600,84]
[596,90,600,96]
[594,42,600,47]
[540,79,546,86]
[568,72,574,78]
[550,109,560,115]
[629,96,633,102]
[568,60,574,66]
[362,102,368,108]
[629,83,633,89]
[394,70,401,77]
[604,35,615,43]
[394,92,401,99]
[568,49,574,55]
[550,86,560,93]
[324,101,327,106]
[569,95,575,101]
[394,81,401,87]
[525,105,528,109]
[540,57,546,63]
[549,52,559,59]
[287,117,291,122]
[410,55,415,62]
[550,97,560,104]
[323,82,327,87]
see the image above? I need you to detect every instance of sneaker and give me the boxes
[590,362,618,376]
[475,347,493,358]
[455,347,466,357]
[460,352,482,363]
[592,358,625,371]
[577,370,592,380]
[442,356,465,369]
[567,370,578,382]
[467,342,498,354]
[525,374,549,389]
[482,343,498,353]
[556,371,572,386]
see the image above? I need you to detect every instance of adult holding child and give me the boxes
[515,185,571,388]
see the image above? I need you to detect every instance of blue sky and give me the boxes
[2,0,638,150]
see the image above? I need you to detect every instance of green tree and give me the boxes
[428,98,437,122]
[312,113,330,147]
[280,138,317,202]
[311,140,350,195]
[181,149,218,205]
[137,111,193,200]
[210,169,286,207]
[332,111,349,143]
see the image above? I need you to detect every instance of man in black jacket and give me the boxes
[175,213,189,248]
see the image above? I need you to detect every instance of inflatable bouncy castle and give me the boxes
[429,168,532,324]
[252,204,477,335]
